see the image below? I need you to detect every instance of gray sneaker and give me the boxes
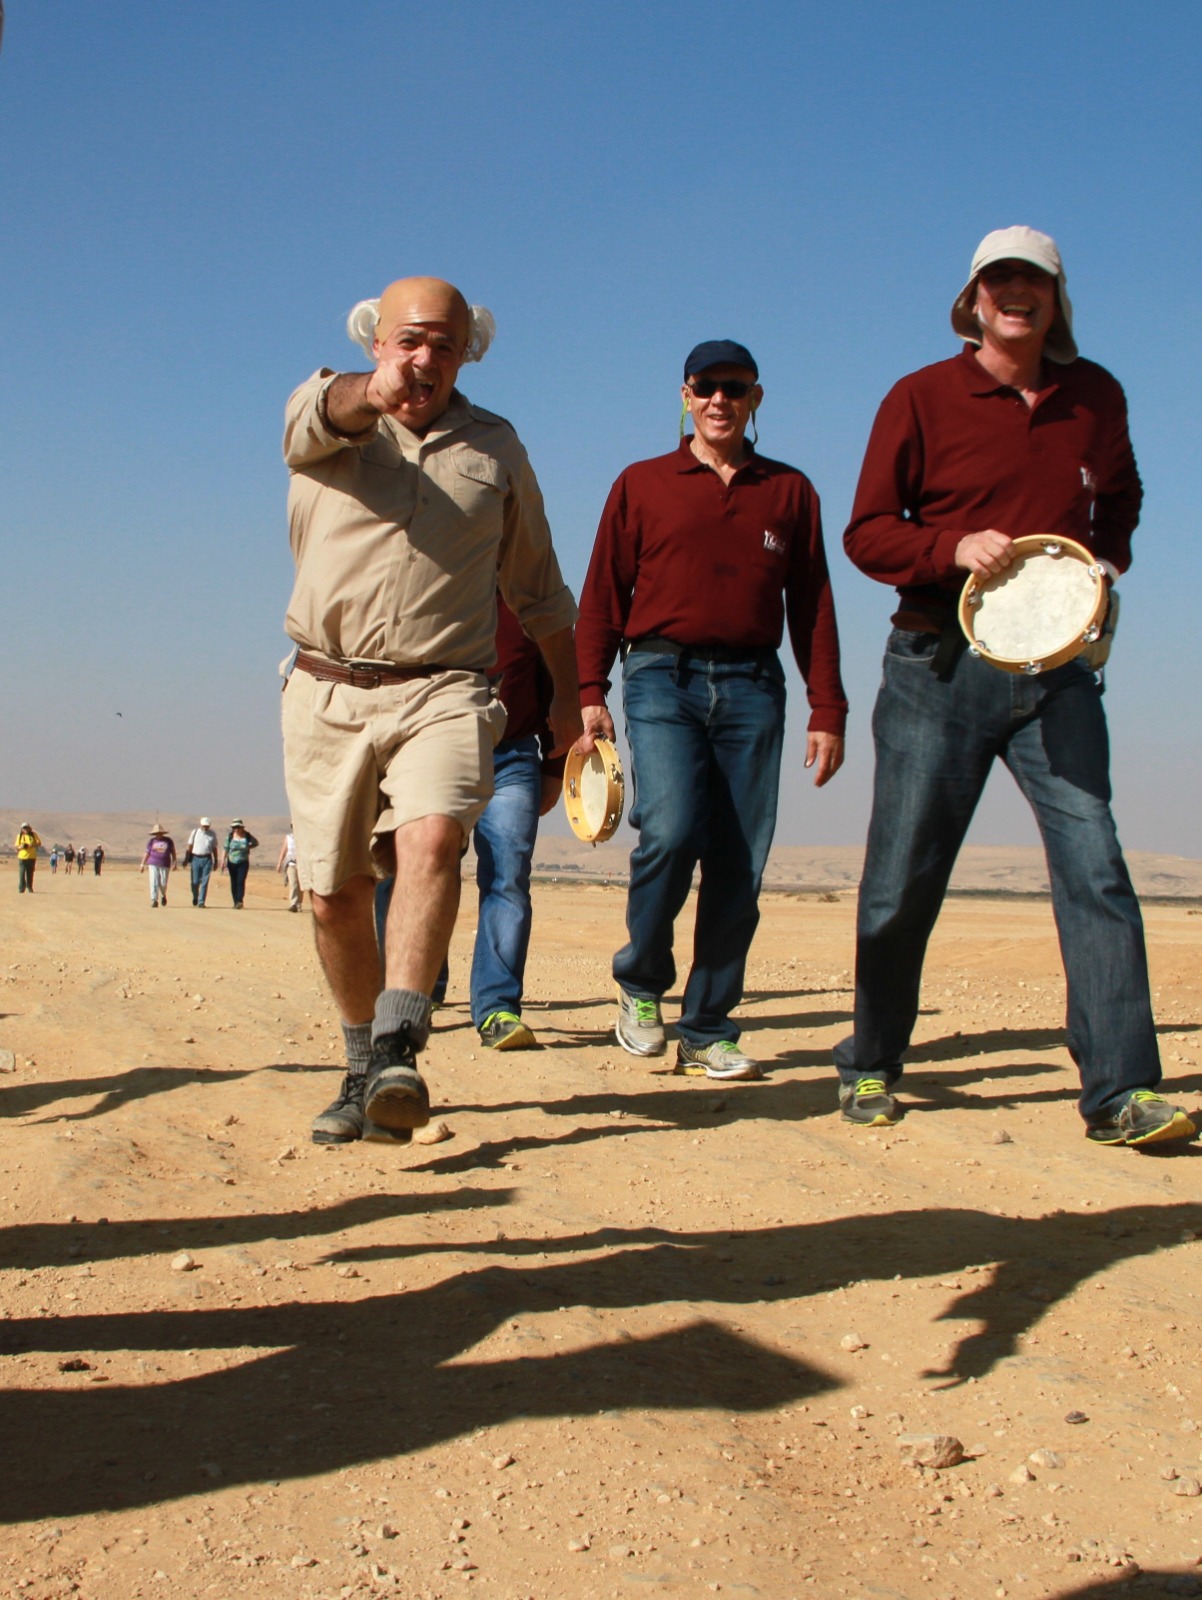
[675,1039,762,1081]
[615,987,666,1057]
[839,1077,900,1126]
[310,1073,412,1146]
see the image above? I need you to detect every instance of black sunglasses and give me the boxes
[687,378,755,400]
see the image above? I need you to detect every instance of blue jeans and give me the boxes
[190,854,214,905]
[470,736,542,1024]
[834,631,1160,1123]
[614,650,786,1046]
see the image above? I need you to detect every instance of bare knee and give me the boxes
[310,876,375,935]
[395,815,466,878]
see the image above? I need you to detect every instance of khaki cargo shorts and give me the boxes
[282,665,507,896]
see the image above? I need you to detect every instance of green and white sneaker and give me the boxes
[479,1011,536,1050]
[1086,1091,1196,1147]
[615,988,666,1057]
[674,1039,762,1081]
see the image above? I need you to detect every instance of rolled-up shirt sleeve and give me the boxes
[283,370,378,468]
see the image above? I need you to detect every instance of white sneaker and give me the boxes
[615,987,666,1056]
[674,1039,761,1081]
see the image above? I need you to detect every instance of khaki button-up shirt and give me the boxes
[283,370,576,669]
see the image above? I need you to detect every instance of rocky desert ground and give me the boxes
[2,850,1202,1600]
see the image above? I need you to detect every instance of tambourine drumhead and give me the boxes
[959,535,1108,675]
[563,737,625,843]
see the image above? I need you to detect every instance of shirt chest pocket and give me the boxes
[448,450,506,533]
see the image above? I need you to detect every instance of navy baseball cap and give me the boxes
[683,340,758,380]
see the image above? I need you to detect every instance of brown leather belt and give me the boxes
[294,651,459,690]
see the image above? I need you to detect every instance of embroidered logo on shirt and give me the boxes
[1080,465,1098,494]
[763,529,786,555]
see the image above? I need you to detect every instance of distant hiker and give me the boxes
[276,826,302,912]
[14,824,41,893]
[221,820,258,909]
[185,816,219,907]
[139,827,176,908]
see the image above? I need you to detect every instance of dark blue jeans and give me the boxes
[834,630,1160,1123]
[614,650,785,1046]
[227,858,249,906]
[470,736,541,1025]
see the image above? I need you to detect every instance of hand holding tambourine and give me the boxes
[959,535,1115,675]
[563,737,625,843]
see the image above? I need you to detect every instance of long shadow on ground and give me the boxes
[3,1199,1201,1521]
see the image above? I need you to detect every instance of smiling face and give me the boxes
[372,277,469,431]
[972,260,1056,357]
[682,364,762,456]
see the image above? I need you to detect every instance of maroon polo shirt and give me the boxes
[575,438,847,736]
[844,346,1142,619]
[491,595,562,778]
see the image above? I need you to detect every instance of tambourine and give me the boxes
[959,535,1109,676]
[562,737,625,843]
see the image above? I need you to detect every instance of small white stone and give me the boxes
[1029,1449,1064,1470]
[840,1332,868,1352]
[1172,1477,1202,1497]
[898,1434,965,1470]
[413,1120,452,1145]
[491,1453,515,1469]
[171,1251,197,1273]
[1009,1465,1035,1485]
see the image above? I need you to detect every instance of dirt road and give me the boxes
[2,867,1201,1598]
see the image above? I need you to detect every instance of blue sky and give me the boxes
[2,1,1199,854]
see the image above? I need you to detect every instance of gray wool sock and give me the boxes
[341,1021,374,1078]
[372,988,432,1052]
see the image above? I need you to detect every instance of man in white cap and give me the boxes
[835,226,1193,1147]
[283,276,579,1146]
[186,816,220,907]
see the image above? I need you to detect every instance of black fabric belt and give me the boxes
[626,635,773,665]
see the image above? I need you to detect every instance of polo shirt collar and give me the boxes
[675,435,766,480]
[957,344,1060,403]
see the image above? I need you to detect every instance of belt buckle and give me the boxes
[347,665,383,689]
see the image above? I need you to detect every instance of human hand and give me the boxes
[538,774,562,816]
[365,355,421,417]
[573,704,615,757]
[806,731,844,787]
[954,529,1017,578]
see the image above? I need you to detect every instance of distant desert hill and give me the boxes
[6,807,1201,899]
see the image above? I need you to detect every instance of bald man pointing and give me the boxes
[283,276,580,1147]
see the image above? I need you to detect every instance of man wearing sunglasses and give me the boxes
[575,340,847,1079]
[834,225,1193,1147]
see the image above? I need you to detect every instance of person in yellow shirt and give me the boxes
[14,824,41,894]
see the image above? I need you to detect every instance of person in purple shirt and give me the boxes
[139,828,176,908]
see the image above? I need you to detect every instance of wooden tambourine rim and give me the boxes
[562,737,625,843]
[958,535,1108,675]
